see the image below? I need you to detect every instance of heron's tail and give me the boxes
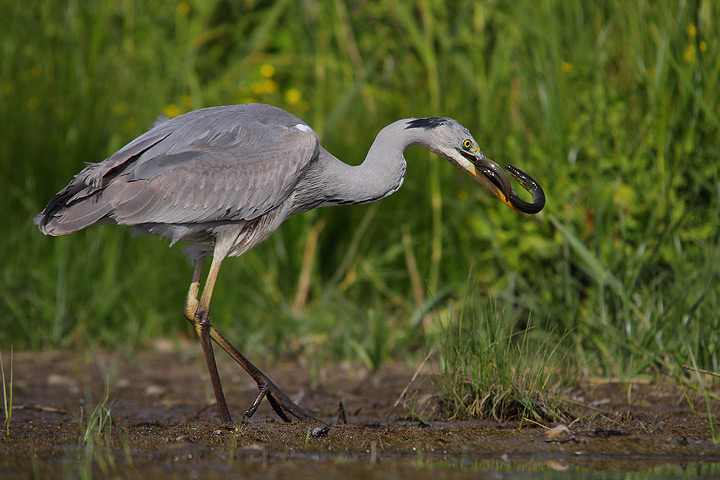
[36,119,174,235]
[35,173,114,236]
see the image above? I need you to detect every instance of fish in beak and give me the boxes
[457,149,545,214]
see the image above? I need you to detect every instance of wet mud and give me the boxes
[1,348,719,478]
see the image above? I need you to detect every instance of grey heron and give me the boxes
[35,103,545,424]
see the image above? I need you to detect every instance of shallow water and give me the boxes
[6,444,719,480]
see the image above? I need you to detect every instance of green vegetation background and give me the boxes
[1,0,718,379]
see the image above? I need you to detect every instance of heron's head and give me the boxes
[406,117,545,214]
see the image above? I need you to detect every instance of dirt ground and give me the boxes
[1,347,720,479]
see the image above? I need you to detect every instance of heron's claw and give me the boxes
[266,393,292,422]
[505,165,546,214]
[242,377,316,423]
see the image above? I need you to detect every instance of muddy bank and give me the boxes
[1,349,719,478]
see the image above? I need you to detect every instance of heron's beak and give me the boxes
[457,150,546,214]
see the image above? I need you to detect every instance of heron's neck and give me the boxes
[311,119,430,208]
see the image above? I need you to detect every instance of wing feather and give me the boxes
[37,104,319,236]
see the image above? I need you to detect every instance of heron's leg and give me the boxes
[185,236,315,423]
[184,256,233,425]
[208,325,316,422]
[183,257,205,320]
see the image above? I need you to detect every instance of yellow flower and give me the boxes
[699,41,707,52]
[263,79,277,94]
[259,64,275,78]
[687,24,697,38]
[284,88,301,105]
[164,103,181,118]
[683,44,695,63]
[251,79,278,96]
[560,61,572,73]
[177,1,191,16]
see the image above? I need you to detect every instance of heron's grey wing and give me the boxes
[99,118,319,226]
[36,104,318,235]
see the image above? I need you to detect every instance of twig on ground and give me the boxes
[13,404,69,415]
[682,365,720,378]
[384,349,434,421]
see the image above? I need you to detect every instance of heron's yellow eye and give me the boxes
[462,139,472,150]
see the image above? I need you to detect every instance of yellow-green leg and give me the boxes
[184,251,316,424]
[184,255,232,424]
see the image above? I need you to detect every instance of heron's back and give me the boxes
[35,104,321,249]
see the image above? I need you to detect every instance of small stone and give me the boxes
[47,374,79,393]
[544,424,574,442]
[311,425,330,438]
[144,384,165,396]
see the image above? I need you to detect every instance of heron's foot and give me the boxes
[242,375,316,423]
[206,325,316,424]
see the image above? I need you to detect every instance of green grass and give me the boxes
[683,354,720,443]
[436,300,570,423]
[1,0,719,394]
[0,348,12,436]
[75,378,132,479]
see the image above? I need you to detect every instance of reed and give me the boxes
[1,1,718,384]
